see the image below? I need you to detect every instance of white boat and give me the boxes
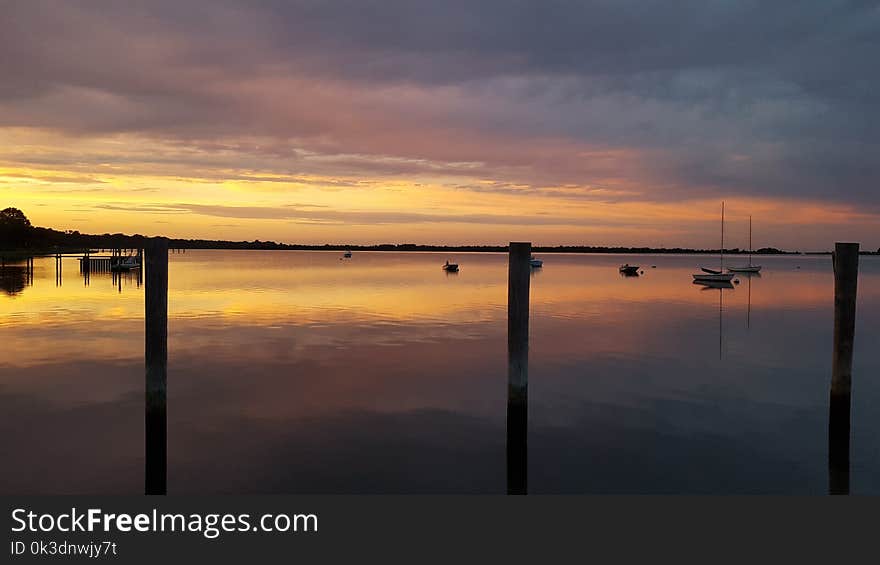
[728,265,761,274]
[529,256,543,268]
[727,216,762,273]
[343,249,352,258]
[693,202,736,283]
[693,272,735,283]
[443,260,459,272]
[111,255,141,272]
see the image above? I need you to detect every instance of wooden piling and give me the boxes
[145,237,169,495]
[829,242,858,495]
[137,248,144,288]
[507,241,531,495]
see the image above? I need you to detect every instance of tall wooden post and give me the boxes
[145,237,169,495]
[507,242,531,495]
[137,248,144,288]
[829,242,858,495]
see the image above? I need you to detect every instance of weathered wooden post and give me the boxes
[145,237,169,495]
[507,242,531,495]
[137,248,144,288]
[829,242,858,495]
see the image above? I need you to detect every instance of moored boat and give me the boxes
[443,260,459,272]
[111,256,141,272]
[727,265,761,273]
[693,272,735,283]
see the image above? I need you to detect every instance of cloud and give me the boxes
[0,0,878,214]
[92,201,600,227]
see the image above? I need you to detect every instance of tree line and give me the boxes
[3,207,875,255]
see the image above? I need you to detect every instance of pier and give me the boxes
[78,249,143,273]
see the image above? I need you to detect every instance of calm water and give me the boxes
[1,250,879,494]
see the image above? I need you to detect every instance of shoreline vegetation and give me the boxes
[2,208,878,257]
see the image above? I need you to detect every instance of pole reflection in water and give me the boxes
[507,242,530,495]
[828,394,850,495]
[741,271,761,331]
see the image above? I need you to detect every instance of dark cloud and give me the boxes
[1,1,878,206]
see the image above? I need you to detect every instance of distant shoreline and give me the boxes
[3,216,878,257]
[6,242,876,257]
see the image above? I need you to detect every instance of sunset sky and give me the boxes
[1,1,878,249]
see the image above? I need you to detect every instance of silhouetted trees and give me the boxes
[0,207,33,248]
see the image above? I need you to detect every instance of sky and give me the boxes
[1,0,878,249]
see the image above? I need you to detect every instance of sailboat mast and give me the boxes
[721,201,725,268]
[749,215,752,266]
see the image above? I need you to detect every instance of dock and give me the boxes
[78,249,143,273]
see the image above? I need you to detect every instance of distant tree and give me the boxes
[0,207,31,228]
[0,207,34,249]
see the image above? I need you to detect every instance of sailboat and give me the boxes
[727,216,762,273]
[693,202,735,283]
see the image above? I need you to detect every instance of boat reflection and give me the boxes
[694,278,735,359]
[693,280,735,290]
[740,271,761,329]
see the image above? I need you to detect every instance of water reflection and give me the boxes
[743,272,761,329]
[1,252,879,494]
[828,392,850,495]
[693,279,735,359]
[0,262,31,296]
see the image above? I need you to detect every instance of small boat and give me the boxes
[727,216,762,273]
[619,264,640,276]
[111,256,141,272]
[529,256,543,268]
[343,249,352,258]
[443,260,459,272]
[693,272,735,283]
[728,265,761,274]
